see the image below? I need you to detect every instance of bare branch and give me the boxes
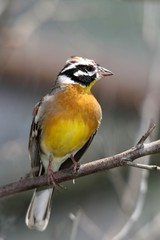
[136,122,155,146]
[122,161,160,171]
[0,138,160,198]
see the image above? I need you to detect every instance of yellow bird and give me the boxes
[25,56,113,231]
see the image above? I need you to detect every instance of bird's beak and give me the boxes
[98,66,113,77]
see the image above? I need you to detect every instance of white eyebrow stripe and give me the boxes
[61,64,76,73]
[74,70,88,77]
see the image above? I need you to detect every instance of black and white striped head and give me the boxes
[57,56,113,87]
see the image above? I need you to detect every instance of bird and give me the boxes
[25,56,113,231]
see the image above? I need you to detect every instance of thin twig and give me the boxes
[136,122,156,146]
[122,161,160,171]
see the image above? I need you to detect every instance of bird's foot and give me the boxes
[47,158,66,190]
[47,165,57,187]
[70,155,80,175]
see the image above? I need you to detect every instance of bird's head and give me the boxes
[56,56,113,90]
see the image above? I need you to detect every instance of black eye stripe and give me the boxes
[58,62,97,87]
[86,65,95,72]
[76,64,95,73]
[59,63,96,76]
[59,68,77,76]
[75,64,87,73]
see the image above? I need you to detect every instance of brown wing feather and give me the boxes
[28,102,43,177]
[28,87,61,177]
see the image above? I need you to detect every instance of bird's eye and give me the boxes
[86,65,95,72]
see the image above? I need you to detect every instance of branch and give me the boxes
[136,122,156,146]
[0,128,160,198]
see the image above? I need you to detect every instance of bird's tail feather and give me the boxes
[25,187,54,231]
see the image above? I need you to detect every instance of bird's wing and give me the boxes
[28,86,61,177]
[60,131,97,170]
[28,100,43,177]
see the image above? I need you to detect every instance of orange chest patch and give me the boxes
[41,85,102,157]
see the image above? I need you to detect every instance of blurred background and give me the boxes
[0,0,160,239]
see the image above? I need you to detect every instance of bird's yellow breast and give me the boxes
[41,84,102,157]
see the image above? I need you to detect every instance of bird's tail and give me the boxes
[25,187,54,231]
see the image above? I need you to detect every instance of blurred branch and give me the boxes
[3,0,59,45]
[0,125,160,198]
[130,212,160,240]
[70,210,103,240]
[112,170,149,240]
[111,3,160,240]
